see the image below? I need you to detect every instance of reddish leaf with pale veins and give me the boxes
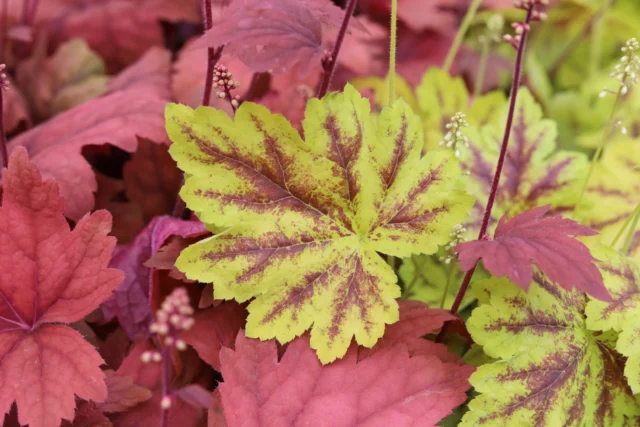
[0,148,123,427]
[358,300,463,364]
[455,205,610,301]
[97,370,152,413]
[108,47,172,99]
[180,302,248,371]
[194,0,350,74]
[6,91,168,220]
[102,216,206,340]
[219,331,474,427]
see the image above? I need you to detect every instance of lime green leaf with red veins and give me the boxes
[166,84,474,363]
[463,276,639,426]
[586,244,640,394]
[584,140,640,260]
[460,88,588,234]
[0,149,123,427]
[456,205,610,301]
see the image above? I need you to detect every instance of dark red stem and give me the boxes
[1,0,7,63]
[438,6,535,341]
[201,0,224,106]
[159,346,171,427]
[316,0,358,98]
[0,88,7,169]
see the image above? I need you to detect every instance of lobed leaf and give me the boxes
[0,149,123,427]
[166,85,474,362]
[460,88,588,233]
[463,276,639,426]
[219,330,474,426]
[456,205,610,301]
[586,244,640,394]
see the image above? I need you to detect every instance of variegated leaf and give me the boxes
[166,85,474,363]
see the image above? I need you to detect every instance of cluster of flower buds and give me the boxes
[600,38,640,98]
[212,64,241,109]
[141,288,194,364]
[504,0,547,49]
[0,64,9,91]
[439,112,469,158]
[439,224,467,265]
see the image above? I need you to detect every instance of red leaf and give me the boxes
[6,90,168,220]
[455,205,610,301]
[0,148,123,427]
[102,216,206,340]
[193,0,348,74]
[219,331,474,426]
[108,47,172,99]
[175,385,216,410]
[180,302,248,371]
[97,370,152,413]
[358,300,463,364]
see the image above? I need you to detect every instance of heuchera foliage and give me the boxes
[1,0,639,425]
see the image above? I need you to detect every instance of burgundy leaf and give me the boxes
[455,205,611,301]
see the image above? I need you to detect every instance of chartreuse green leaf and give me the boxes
[350,73,419,113]
[166,85,474,363]
[460,88,588,233]
[586,244,640,394]
[584,140,640,260]
[463,276,640,426]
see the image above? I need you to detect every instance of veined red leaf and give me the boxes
[97,370,152,413]
[193,0,353,74]
[456,205,610,301]
[0,149,123,427]
[219,331,474,427]
[102,216,206,340]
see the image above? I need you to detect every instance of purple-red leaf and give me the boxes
[455,205,610,301]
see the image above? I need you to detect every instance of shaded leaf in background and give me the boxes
[219,330,474,427]
[584,140,640,261]
[1,76,31,134]
[98,370,152,413]
[108,47,173,99]
[586,244,640,394]
[0,149,123,427]
[463,276,639,426]
[6,90,168,219]
[456,205,610,301]
[16,38,108,121]
[103,216,206,340]
[167,85,473,362]
[460,88,588,233]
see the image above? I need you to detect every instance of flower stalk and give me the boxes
[443,0,483,73]
[0,64,8,169]
[388,0,398,105]
[317,0,358,98]
[440,1,545,341]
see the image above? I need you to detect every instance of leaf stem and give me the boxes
[622,202,640,255]
[0,83,7,169]
[574,89,622,216]
[388,0,398,105]
[439,262,457,309]
[611,201,640,247]
[441,6,535,340]
[473,36,491,100]
[316,0,358,98]
[443,0,483,74]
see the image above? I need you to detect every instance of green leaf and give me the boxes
[586,244,640,394]
[584,140,640,260]
[463,275,640,426]
[460,88,588,233]
[166,85,474,363]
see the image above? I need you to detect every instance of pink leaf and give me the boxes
[108,47,172,99]
[180,302,248,371]
[102,216,206,340]
[455,205,611,301]
[0,148,123,427]
[193,0,349,74]
[97,370,152,413]
[219,331,474,426]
